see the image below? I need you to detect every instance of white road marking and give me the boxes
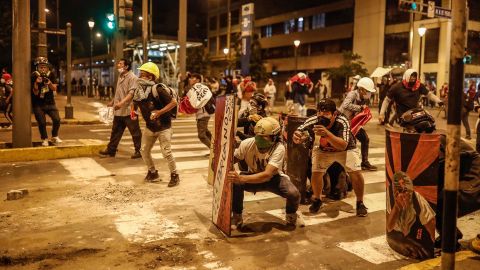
[59,157,112,181]
[114,160,209,176]
[176,160,209,171]
[129,143,207,151]
[152,150,210,159]
[87,102,106,108]
[172,132,201,138]
[370,157,385,166]
[458,210,480,240]
[363,170,386,184]
[89,128,112,133]
[244,192,280,202]
[337,235,407,264]
[368,147,386,155]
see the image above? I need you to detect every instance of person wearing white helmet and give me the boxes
[338,77,377,171]
[132,62,180,187]
[227,117,304,229]
[99,58,142,159]
[379,68,443,124]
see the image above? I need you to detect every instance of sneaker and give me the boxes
[309,198,323,213]
[99,149,115,157]
[361,161,378,171]
[51,136,62,144]
[168,173,180,187]
[144,170,160,182]
[471,234,480,254]
[231,212,243,230]
[286,212,305,228]
[42,139,49,147]
[131,151,142,159]
[356,201,368,217]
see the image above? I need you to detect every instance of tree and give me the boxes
[325,51,369,86]
[0,1,12,69]
[186,45,210,74]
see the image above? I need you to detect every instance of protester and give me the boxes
[238,76,257,116]
[338,77,377,171]
[31,57,62,146]
[288,72,313,117]
[293,99,368,216]
[263,78,276,115]
[188,73,213,149]
[475,96,480,152]
[1,73,13,123]
[132,62,179,186]
[462,91,473,140]
[227,117,304,229]
[379,69,443,125]
[99,59,142,158]
[237,93,268,140]
[440,82,448,119]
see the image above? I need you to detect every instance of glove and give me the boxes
[248,114,262,122]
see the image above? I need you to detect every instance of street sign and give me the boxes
[427,1,435,18]
[31,27,66,35]
[435,6,452,19]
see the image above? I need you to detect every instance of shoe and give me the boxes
[286,212,305,228]
[309,198,323,213]
[131,151,142,159]
[42,139,49,147]
[231,212,243,230]
[168,173,180,187]
[465,135,472,140]
[361,161,378,171]
[144,170,160,182]
[356,201,368,217]
[99,149,115,157]
[471,234,480,254]
[51,136,62,144]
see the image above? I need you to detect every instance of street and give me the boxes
[1,115,479,270]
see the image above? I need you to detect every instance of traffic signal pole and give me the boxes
[12,0,32,147]
[142,0,148,63]
[442,1,467,269]
[37,0,47,57]
[178,0,187,82]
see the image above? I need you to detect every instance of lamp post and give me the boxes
[417,25,427,82]
[88,19,95,97]
[223,48,229,75]
[294,40,300,73]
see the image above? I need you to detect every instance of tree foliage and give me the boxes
[187,45,210,75]
[325,51,369,84]
[0,1,12,69]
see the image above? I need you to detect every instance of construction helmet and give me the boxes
[357,77,376,93]
[138,62,160,80]
[254,117,281,136]
[35,57,49,66]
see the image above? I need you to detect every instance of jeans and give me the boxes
[197,116,212,148]
[232,173,300,215]
[33,105,60,140]
[355,128,370,163]
[107,115,142,153]
[141,128,176,173]
[461,111,471,137]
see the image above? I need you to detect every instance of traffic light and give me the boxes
[398,0,419,12]
[463,54,472,64]
[106,13,115,30]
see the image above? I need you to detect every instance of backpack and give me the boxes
[152,83,178,119]
[204,95,216,114]
[323,162,352,200]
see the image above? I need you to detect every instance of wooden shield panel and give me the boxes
[385,129,439,259]
[211,95,236,236]
[286,116,309,203]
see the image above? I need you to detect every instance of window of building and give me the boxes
[262,46,294,59]
[271,22,284,36]
[262,25,273,38]
[424,28,439,63]
[325,8,354,27]
[209,37,217,54]
[231,9,240,25]
[284,19,296,34]
[385,0,409,25]
[298,17,304,32]
[219,35,227,51]
[384,32,409,66]
[219,13,228,28]
[311,13,326,29]
[469,0,480,21]
[209,16,217,31]
[467,30,480,65]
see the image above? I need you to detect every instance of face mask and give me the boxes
[363,92,371,100]
[117,68,124,73]
[255,135,274,150]
[317,116,331,127]
[408,81,415,87]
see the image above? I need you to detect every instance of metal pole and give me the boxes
[89,28,94,97]
[38,0,47,57]
[442,1,467,269]
[226,0,231,74]
[12,0,32,147]
[142,0,148,63]
[295,46,298,73]
[178,0,187,80]
[418,36,423,81]
[65,23,73,119]
[408,13,414,67]
[56,0,60,50]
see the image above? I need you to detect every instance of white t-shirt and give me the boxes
[234,137,285,174]
[264,84,276,97]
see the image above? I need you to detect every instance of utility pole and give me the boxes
[142,0,148,63]
[226,0,231,74]
[442,1,467,269]
[178,0,187,81]
[12,0,32,147]
[65,23,73,119]
[38,0,47,57]
[56,0,60,50]
[113,0,124,84]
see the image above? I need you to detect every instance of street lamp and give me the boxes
[294,40,301,73]
[96,32,102,38]
[88,19,95,97]
[223,48,230,75]
[417,25,427,82]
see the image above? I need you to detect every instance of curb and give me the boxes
[0,141,107,163]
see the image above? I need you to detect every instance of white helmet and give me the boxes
[254,117,281,136]
[357,77,376,93]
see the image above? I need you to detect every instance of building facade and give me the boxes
[207,0,480,99]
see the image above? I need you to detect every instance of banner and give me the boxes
[286,116,309,203]
[212,95,236,236]
[385,129,439,259]
[241,3,254,76]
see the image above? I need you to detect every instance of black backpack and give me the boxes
[324,162,352,200]
[152,83,178,119]
[203,95,216,114]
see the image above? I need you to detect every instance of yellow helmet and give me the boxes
[138,62,160,79]
[254,117,281,136]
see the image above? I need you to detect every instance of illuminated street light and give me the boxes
[45,8,50,13]
[294,40,301,72]
[139,16,143,21]
[88,19,95,97]
[294,40,301,48]
[417,25,427,37]
[223,48,229,55]
[96,32,102,38]
[417,25,427,81]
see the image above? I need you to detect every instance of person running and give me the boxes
[338,77,377,171]
[99,58,142,158]
[187,73,213,149]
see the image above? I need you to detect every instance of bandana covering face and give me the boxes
[133,78,155,101]
[402,68,421,91]
[255,135,274,150]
